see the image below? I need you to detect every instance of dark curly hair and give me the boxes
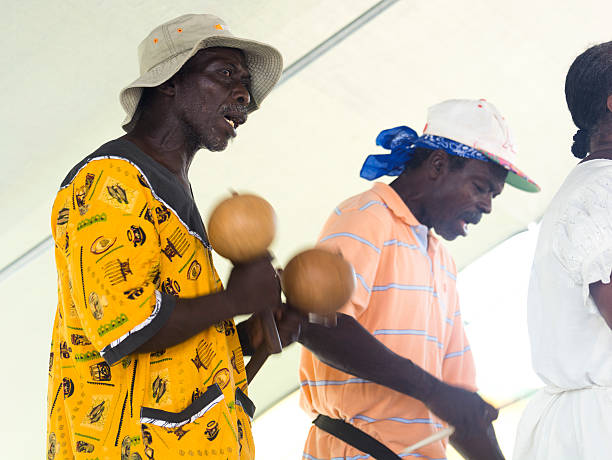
[565,41,612,158]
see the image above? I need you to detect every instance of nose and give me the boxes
[478,194,492,214]
[232,82,250,106]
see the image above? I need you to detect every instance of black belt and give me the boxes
[313,414,401,460]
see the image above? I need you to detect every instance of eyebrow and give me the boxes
[208,59,248,72]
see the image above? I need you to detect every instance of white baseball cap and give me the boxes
[423,99,539,192]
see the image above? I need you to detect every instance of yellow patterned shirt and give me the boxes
[47,138,254,460]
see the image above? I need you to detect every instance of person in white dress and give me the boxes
[514,41,612,459]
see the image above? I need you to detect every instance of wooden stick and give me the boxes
[495,388,539,410]
[245,345,270,384]
[401,426,455,454]
[245,309,282,383]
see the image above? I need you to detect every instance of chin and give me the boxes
[184,122,229,152]
[205,140,229,152]
[194,132,226,152]
[437,228,459,241]
[203,128,232,152]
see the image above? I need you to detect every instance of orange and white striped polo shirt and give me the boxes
[299,182,476,460]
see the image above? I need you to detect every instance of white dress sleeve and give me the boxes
[553,169,612,312]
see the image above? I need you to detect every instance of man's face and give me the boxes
[429,158,507,241]
[172,47,251,152]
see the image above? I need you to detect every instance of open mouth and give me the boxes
[223,113,246,130]
[459,214,482,236]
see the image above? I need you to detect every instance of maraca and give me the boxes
[281,248,355,325]
[207,192,281,382]
[208,192,276,263]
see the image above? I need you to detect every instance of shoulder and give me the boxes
[52,141,156,231]
[317,189,394,250]
[552,161,612,280]
[554,161,612,234]
[334,188,394,224]
[59,139,151,190]
[558,160,612,209]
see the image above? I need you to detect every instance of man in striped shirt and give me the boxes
[298,100,540,460]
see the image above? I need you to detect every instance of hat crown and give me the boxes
[424,99,517,163]
[137,14,232,75]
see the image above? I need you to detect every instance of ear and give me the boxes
[607,94,612,113]
[426,149,449,180]
[156,79,176,97]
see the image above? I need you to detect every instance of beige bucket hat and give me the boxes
[119,13,284,132]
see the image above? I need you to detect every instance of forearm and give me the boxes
[450,424,505,460]
[298,313,437,401]
[299,312,497,439]
[136,291,237,352]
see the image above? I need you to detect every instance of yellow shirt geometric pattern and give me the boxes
[47,139,254,460]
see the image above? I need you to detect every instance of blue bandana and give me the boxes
[359,126,492,180]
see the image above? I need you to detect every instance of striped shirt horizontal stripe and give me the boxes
[371,283,434,293]
[444,345,471,360]
[351,414,444,429]
[300,378,371,387]
[383,239,419,249]
[303,453,371,460]
[373,329,444,349]
[319,232,381,254]
[358,200,388,211]
[303,451,446,460]
[356,278,442,299]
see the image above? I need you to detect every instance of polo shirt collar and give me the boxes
[371,182,433,251]
[371,182,421,226]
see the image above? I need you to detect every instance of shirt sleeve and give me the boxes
[553,172,612,309]
[315,208,387,318]
[64,158,175,365]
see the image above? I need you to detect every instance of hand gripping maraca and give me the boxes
[207,192,282,383]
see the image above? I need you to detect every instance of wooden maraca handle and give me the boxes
[246,346,269,384]
[261,308,282,354]
[245,308,282,383]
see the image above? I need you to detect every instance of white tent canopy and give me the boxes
[1,1,610,457]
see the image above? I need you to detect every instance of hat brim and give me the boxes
[119,35,283,132]
[416,133,541,193]
[479,150,540,193]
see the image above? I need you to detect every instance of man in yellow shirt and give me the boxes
[47,14,297,460]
